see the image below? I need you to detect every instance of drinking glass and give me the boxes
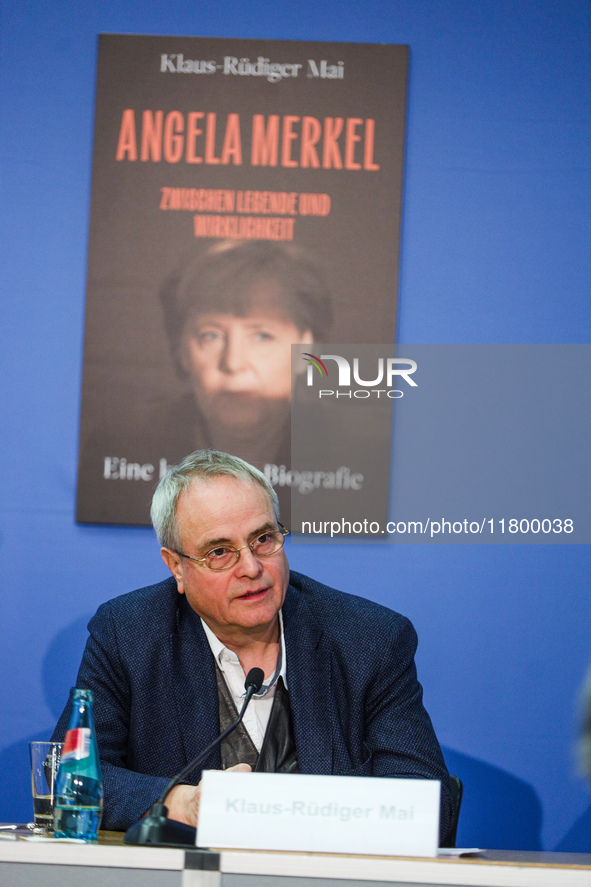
[29,741,63,832]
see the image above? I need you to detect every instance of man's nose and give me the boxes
[220,333,248,373]
[235,545,263,577]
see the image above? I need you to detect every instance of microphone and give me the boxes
[244,667,265,696]
[125,667,264,847]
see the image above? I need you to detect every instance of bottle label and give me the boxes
[62,728,91,761]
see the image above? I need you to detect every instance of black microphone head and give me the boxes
[244,667,264,694]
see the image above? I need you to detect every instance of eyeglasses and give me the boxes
[175,524,289,572]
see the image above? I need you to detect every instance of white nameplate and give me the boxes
[198,771,440,857]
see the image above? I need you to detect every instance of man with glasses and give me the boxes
[54,449,453,843]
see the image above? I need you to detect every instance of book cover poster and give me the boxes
[76,35,408,525]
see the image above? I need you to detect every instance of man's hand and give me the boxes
[165,763,252,827]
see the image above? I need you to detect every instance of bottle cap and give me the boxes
[72,689,94,702]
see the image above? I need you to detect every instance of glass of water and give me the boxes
[29,741,63,832]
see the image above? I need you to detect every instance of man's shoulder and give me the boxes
[285,570,417,668]
[287,570,407,632]
[92,575,180,632]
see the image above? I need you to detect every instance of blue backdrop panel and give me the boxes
[0,0,590,851]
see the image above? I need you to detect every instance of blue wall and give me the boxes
[1,0,590,851]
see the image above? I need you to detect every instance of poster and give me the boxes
[76,35,408,525]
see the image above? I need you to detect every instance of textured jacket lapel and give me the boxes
[283,579,333,775]
[170,594,221,775]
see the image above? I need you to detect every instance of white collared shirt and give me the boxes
[200,612,288,753]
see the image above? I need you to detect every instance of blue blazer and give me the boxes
[53,571,452,840]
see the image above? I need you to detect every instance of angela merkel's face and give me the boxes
[181,310,313,431]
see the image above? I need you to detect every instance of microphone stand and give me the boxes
[125,667,264,847]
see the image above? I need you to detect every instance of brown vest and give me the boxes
[215,667,299,773]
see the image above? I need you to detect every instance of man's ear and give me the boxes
[161,548,185,594]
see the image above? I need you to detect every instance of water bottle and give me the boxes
[53,689,103,840]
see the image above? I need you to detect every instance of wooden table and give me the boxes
[0,829,590,886]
